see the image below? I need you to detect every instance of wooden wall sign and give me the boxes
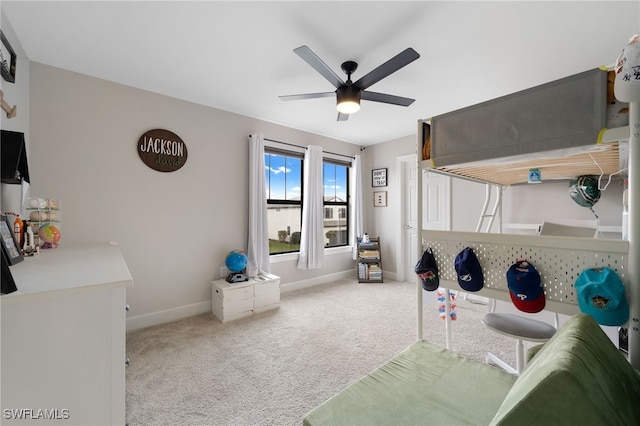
[137,129,188,172]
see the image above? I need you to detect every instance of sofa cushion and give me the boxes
[304,340,516,426]
[491,313,640,425]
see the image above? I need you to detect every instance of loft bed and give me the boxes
[303,65,640,425]
[416,66,638,370]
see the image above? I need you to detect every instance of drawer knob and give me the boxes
[125,304,130,312]
[125,358,131,367]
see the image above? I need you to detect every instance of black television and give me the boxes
[1,129,30,184]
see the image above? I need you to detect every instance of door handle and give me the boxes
[404,225,413,229]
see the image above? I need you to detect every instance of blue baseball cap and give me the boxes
[575,267,629,326]
[454,247,483,292]
[507,261,545,313]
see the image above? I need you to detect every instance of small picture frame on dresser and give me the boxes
[1,247,18,293]
[0,215,23,265]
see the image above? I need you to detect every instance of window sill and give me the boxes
[270,245,353,264]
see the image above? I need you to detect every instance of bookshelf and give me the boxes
[356,236,383,283]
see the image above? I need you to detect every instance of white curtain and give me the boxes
[297,145,325,269]
[352,154,364,260]
[247,134,271,277]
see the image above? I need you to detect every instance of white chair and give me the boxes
[482,303,558,375]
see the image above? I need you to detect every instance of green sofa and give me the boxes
[303,314,640,425]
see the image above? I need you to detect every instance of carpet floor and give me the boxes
[125,279,527,425]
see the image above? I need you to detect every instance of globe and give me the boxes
[225,250,248,273]
[38,224,61,249]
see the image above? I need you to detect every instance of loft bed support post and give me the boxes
[416,121,425,341]
[628,99,639,369]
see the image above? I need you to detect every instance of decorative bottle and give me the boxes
[13,215,24,247]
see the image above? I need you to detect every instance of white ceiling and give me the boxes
[2,1,639,146]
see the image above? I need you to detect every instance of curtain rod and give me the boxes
[255,136,355,160]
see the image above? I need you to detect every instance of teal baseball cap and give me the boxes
[575,267,629,326]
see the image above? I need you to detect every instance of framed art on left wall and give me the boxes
[0,30,16,83]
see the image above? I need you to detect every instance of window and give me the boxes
[323,161,349,247]
[265,151,302,255]
[264,148,351,254]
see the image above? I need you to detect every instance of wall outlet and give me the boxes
[220,265,228,279]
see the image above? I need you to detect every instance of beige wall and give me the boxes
[26,63,361,329]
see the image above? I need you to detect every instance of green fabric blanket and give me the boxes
[303,340,516,426]
[304,314,640,426]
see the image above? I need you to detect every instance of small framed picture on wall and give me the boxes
[373,191,387,207]
[372,168,387,187]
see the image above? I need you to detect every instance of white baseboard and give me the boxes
[127,269,394,331]
[127,300,211,331]
[280,270,354,293]
[281,270,396,292]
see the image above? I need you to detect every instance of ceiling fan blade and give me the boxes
[337,112,349,121]
[354,48,420,90]
[361,91,415,106]
[293,45,345,89]
[279,92,335,101]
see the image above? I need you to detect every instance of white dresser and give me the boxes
[211,273,280,322]
[1,242,132,425]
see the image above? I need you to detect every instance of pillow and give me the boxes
[490,314,640,425]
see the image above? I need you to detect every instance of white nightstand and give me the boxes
[253,273,281,313]
[211,273,280,322]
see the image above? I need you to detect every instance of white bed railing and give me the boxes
[418,230,629,348]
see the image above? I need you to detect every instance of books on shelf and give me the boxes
[358,263,382,280]
[358,242,377,248]
[358,250,380,259]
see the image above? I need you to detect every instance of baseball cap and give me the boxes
[569,175,601,208]
[454,247,483,292]
[415,247,439,291]
[575,267,629,326]
[507,261,545,313]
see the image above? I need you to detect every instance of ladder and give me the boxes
[462,184,502,307]
[476,184,502,233]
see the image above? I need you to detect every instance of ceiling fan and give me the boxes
[279,45,420,121]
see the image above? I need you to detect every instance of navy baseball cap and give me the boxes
[575,267,629,326]
[454,247,483,292]
[507,261,545,313]
[415,248,439,291]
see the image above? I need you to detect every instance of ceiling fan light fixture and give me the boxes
[336,85,361,114]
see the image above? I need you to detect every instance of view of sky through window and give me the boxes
[264,153,301,200]
[324,163,347,201]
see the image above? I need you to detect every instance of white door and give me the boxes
[398,157,451,282]
[402,157,418,281]
[422,171,451,231]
